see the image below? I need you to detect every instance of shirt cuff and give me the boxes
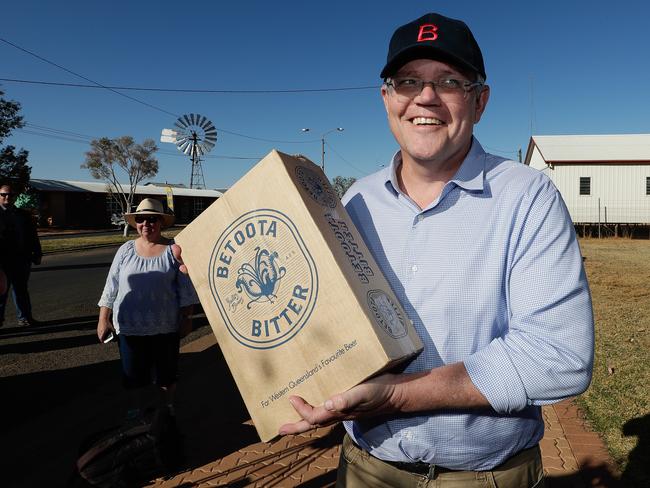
[464,339,529,414]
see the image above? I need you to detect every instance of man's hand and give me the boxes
[172,244,188,274]
[278,362,490,436]
[278,373,404,435]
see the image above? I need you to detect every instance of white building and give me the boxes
[524,134,650,225]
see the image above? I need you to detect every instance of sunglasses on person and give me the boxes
[134,215,160,224]
[0,192,15,197]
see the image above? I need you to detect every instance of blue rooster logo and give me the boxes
[236,247,287,309]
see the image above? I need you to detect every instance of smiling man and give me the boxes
[279,13,595,488]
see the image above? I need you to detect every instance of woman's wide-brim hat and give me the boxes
[124,198,175,229]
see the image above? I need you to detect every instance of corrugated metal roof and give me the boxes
[530,134,650,163]
[30,179,224,197]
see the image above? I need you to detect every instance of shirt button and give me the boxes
[411,265,418,273]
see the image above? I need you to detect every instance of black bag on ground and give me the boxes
[75,407,183,488]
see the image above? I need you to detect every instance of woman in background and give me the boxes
[97,198,196,419]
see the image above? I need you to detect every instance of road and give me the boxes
[0,246,213,486]
[0,247,119,378]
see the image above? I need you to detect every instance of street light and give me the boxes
[300,127,344,173]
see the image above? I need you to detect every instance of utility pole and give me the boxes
[301,127,344,173]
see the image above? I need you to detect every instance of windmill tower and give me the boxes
[161,113,217,189]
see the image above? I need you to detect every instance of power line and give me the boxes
[0,37,179,118]
[19,123,262,159]
[0,38,323,144]
[20,129,91,145]
[0,77,379,94]
[324,140,369,177]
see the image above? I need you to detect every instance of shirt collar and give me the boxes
[383,137,487,196]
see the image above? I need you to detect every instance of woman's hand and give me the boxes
[97,306,115,342]
[172,244,188,274]
[97,318,114,343]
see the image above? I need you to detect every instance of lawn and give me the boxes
[577,238,649,483]
[40,229,180,253]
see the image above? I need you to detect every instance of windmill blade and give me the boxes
[175,135,189,146]
[174,121,188,134]
[175,116,188,129]
[190,113,197,125]
[198,115,209,128]
[182,114,192,127]
[178,140,192,154]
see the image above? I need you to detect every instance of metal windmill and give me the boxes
[161,113,217,189]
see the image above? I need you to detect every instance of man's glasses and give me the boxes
[385,77,483,101]
[0,192,15,197]
[134,215,160,224]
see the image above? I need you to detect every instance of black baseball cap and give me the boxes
[380,13,486,80]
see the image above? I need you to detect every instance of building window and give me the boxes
[579,177,591,196]
[646,177,650,195]
[105,193,123,216]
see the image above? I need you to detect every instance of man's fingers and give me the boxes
[278,419,314,436]
[288,396,315,418]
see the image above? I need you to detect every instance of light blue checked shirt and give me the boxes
[342,138,594,470]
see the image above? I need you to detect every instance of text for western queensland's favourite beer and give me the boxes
[208,209,318,349]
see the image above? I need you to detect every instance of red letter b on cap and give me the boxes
[417,24,438,42]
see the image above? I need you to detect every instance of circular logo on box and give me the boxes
[208,209,318,349]
[367,290,407,339]
[295,165,337,208]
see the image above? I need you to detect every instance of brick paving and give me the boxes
[143,334,622,488]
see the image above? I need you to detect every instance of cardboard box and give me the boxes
[175,150,422,441]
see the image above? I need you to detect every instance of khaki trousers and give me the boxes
[336,434,545,488]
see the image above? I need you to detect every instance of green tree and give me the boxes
[82,136,159,235]
[331,175,357,199]
[0,89,31,190]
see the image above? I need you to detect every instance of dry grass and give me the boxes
[577,238,650,477]
[40,229,180,253]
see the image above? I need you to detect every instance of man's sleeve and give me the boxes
[464,182,594,414]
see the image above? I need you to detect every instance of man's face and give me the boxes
[0,185,15,208]
[381,58,489,169]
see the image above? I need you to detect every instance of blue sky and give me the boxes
[2,0,649,189]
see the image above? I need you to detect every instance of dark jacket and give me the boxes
[0,206,42,266]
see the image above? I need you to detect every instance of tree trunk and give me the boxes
[122,224,129,237]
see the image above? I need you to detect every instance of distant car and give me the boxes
[111,213,125,227]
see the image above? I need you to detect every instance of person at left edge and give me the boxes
[97,198,197,419]
[0,180,42,328]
